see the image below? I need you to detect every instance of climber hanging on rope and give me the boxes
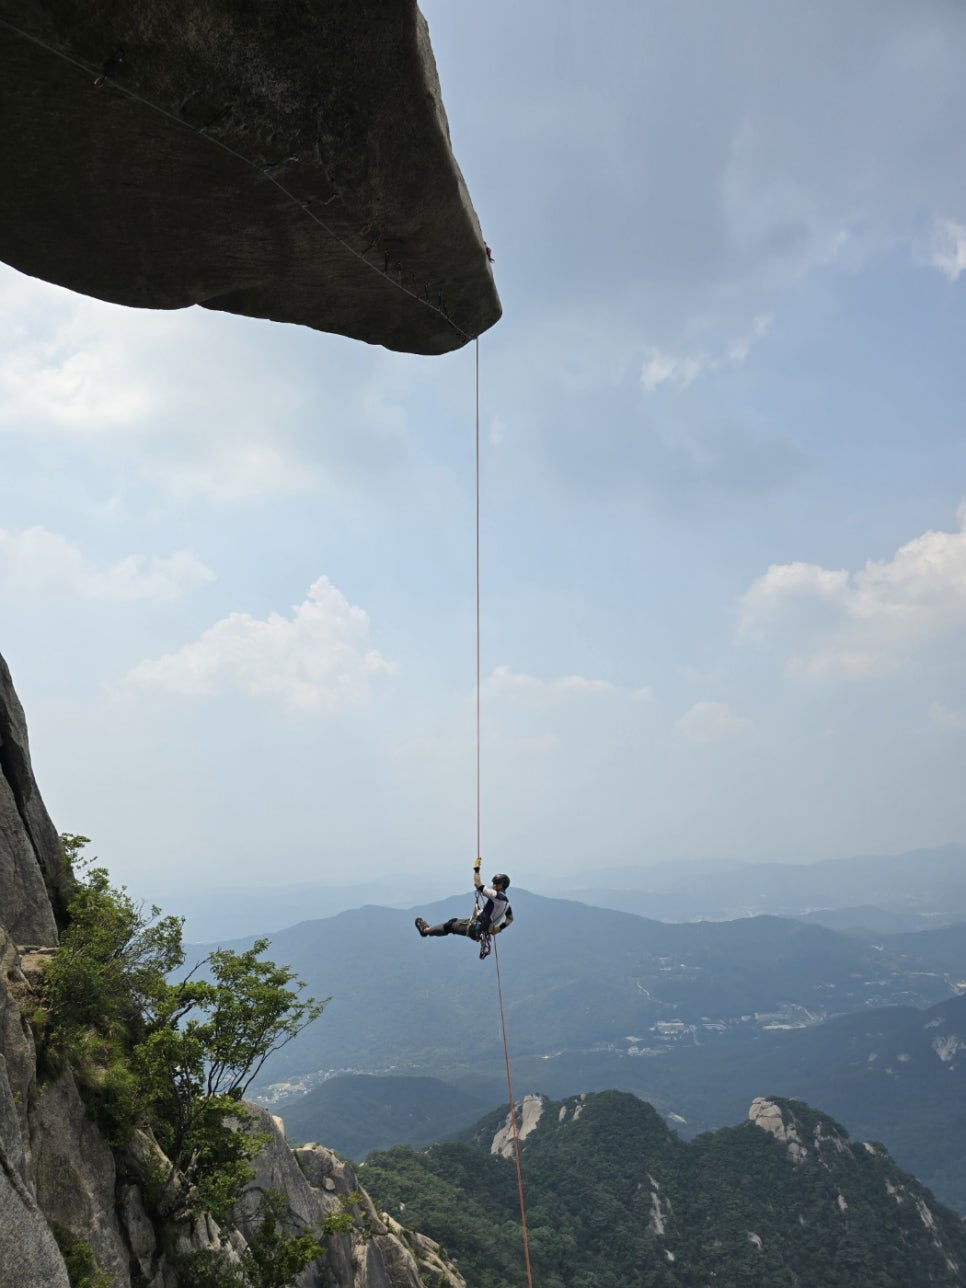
[415,859,513,946]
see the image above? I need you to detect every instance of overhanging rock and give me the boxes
[0,1,501,354]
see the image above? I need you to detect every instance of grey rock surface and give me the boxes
[0,657,69,943]
[246,1105,463,1288]
[0,0,501,354]
[0,926,70,1288]
[32,1072,133,1286]
[0,1156,71,1288]
[0,929,37,1159]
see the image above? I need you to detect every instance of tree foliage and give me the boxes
[40,837,327,1229]
[363,1091,966,1288]
[44,838,184,1038]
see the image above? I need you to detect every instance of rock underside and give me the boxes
[0,0,501,354]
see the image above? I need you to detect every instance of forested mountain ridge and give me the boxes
[362,1091,966,1288]
[280,1073,490,1159]
[620,991,966,1210]
[274,992,966,1211]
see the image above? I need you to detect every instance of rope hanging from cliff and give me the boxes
[495,938,535,1288]
[474,338,534,1288]
[0,14,477,346]
[475,337,482,867]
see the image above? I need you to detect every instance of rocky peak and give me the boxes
[489,1093,546,1158]
[748,1095,850,1164]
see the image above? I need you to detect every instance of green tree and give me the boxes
[135,941,327,1219]
[41,838,327,1224]
[43,841,184,1041]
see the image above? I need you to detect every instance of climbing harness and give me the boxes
[472,887,492,960]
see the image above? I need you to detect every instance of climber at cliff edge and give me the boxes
[415,860,513,941]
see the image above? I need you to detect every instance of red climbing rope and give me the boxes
[474,338,534,1287]
[494,938,535,1288]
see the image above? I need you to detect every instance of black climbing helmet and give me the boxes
[492,873,510,889]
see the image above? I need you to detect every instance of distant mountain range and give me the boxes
[165,843,966,939]
[279,1073,489,1159]
[209,891,960,1091]
[152,881,440,942]
[358,1091,966,1288]
[575,843,966,926]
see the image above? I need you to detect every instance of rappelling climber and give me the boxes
[415,860,513,941]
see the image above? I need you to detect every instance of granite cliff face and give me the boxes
[0,0,501,354]
[0,651,463,1288]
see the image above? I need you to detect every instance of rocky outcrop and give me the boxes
[31,1071,135,1283]
[0,0,501,354]
[748,1096,810,1163]
[489,1092,546,1158]
[0,920,70,1286]
[234,1107,465,1287]
[749,1096,851,1166]
[0,1169,70,1288]
[0,650,463,1287]
[0,657,70,942]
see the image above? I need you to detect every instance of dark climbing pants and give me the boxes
[424,917,482,940]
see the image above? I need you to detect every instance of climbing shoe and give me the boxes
[415,917,429,937]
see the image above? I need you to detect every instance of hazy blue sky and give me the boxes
[2,0,966,900]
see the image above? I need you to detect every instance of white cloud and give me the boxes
[0,274,159,434]
[786,650,896,681]
[119,576,396,712]
[641,349,708,392]
[738,562,851,644]
[0,267,338,504]
[483,665,651,704]
[641,316,772,392]
[676,700,751,744]
[739,505,966,676]
[0,526,214,602]
[726,314,774,363]
[0,334,155,430]
[485,666,612,699]
[928,702,966,732]
[930,219,966,281]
